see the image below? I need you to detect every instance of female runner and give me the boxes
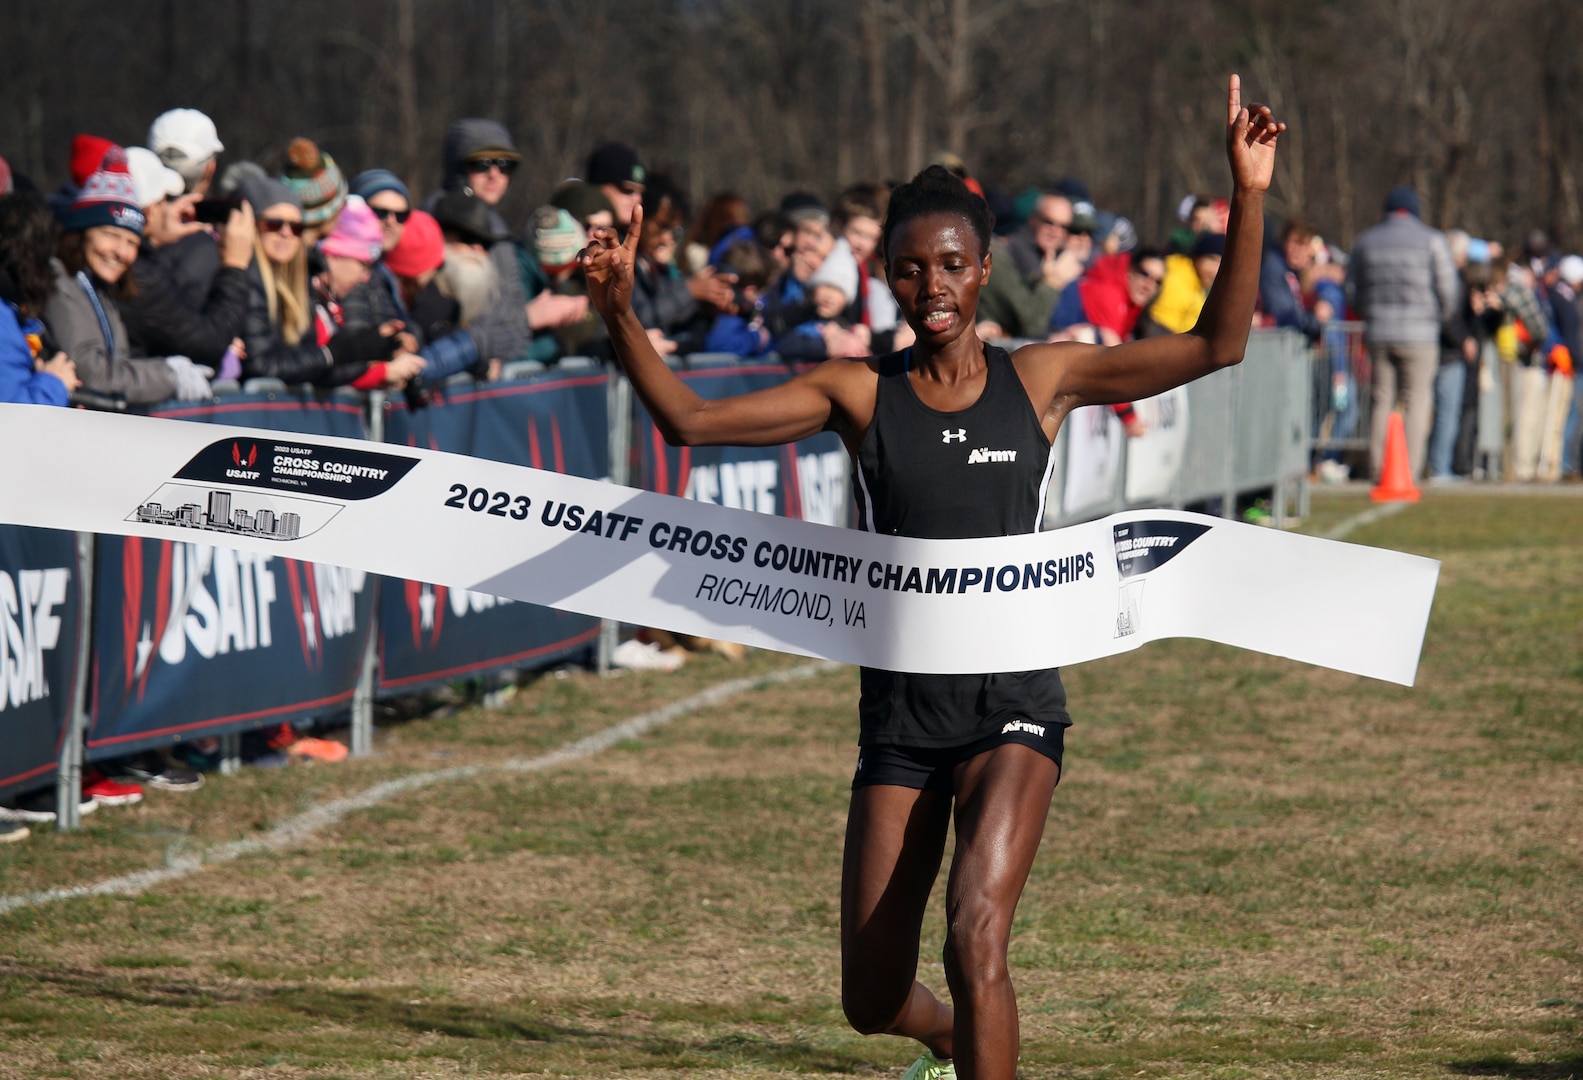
[581,76,1283,1080]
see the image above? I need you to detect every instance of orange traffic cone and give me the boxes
[1371,411,1420,502]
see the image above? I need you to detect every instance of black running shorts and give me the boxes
[851,722,1064,792]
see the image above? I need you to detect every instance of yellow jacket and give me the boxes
[1150,254,1207,334]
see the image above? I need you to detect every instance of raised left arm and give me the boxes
[1018,75,1284,423]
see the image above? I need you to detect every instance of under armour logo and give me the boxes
[942,429,967,443]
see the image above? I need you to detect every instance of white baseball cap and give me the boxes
[126,147,185,208]
[147,109,224,183]
[1559,254,1583,288]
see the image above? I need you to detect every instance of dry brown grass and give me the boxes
[0,492,1579,1078]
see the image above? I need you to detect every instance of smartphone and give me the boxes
[192,197,241,225]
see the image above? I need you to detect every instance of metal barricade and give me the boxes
[1311,320,1371,458]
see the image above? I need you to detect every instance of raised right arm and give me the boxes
[582,207,866,449]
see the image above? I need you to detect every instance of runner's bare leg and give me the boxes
[841,783,955,1058]
[942,744,1060,1079]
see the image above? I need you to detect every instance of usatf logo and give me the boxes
[227,442,260,480]
[968,447,1017,464]
[1001,719,1046,738]
[942,429,966,443]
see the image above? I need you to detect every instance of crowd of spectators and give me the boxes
[3,107,1582,839]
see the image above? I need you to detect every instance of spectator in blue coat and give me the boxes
[0,191,79,405]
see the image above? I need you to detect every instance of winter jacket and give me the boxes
[976,234,1061,339]
[1346,211,1459,346]
[42,260,178,404]
[631,256,699,337]
[1149,254,1207,334]
[0,301,69,406]
[240,262,346,386]
[122,246,250,366]
[1259,248,1321,339]
[343,263,482,382]
[156,232,222,313]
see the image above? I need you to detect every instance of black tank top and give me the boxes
[853,345,1071,747]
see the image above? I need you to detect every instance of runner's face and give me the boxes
[885,211,988,345]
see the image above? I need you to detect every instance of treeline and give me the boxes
[3,0,1580,249]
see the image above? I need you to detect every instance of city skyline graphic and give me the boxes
[130,484,340,542]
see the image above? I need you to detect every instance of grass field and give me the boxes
[1,492,1579,1079]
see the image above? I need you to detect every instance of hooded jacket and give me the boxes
[420,119,532,364]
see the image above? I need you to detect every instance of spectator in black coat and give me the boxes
[120,147,253,373]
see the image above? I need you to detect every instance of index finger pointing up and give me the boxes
[626,202,644,256]
[1228,73,1242,125]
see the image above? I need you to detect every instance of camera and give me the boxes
[192,197,242,225]
[403,375,431,411]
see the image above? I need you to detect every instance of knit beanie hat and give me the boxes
[280,138,348,227]
[240,174,302,218]
[385,209,444,279]
[318,195,383,264]
[806,239,859,305]
[528,205,587,272]
[1384,185,1421,218]
[779,191,829,228]
[550,179,616,228]
[70,134,117,188]
[0,155,13,196]
[349,168,409,203]
[64,146,146,237]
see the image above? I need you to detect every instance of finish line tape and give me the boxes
[0,405,1438,684]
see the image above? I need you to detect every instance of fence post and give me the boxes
[56,532,94,832]
[598,373,632,674]
[350,615,377,757]
[347,390,387,754]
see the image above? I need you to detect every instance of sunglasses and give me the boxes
[259,217,303,237]
[1131,267,1164,285]
[372,206,411,224]
[1030,213,1070,231]
[465,157,519,175]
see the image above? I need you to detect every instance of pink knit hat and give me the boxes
[317,195,383,264]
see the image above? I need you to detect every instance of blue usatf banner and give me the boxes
[636,363,852,527]
[86,392,375,758]
[88,536,373,758]
[0,527,81,800]
[378,373,606,691]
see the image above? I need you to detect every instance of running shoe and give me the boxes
[7,788,99,824]
[82,771,144,807]
[116,752,204,791]
[901,1049,956,1080]
[0,820,29,844]
[287,736,348,763]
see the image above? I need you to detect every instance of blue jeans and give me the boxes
[1429,360,1466,478]
[1564,384,1582,476]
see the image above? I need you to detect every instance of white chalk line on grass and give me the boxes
[1321,499,1411,541]
[0,660,842,916]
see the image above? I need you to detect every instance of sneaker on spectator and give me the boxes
[287,736,348,763]
[117,752,205,791]
[0,820,28,843]
[82,770,143,807]
[8,788,99,823]
[611,638,686,672]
